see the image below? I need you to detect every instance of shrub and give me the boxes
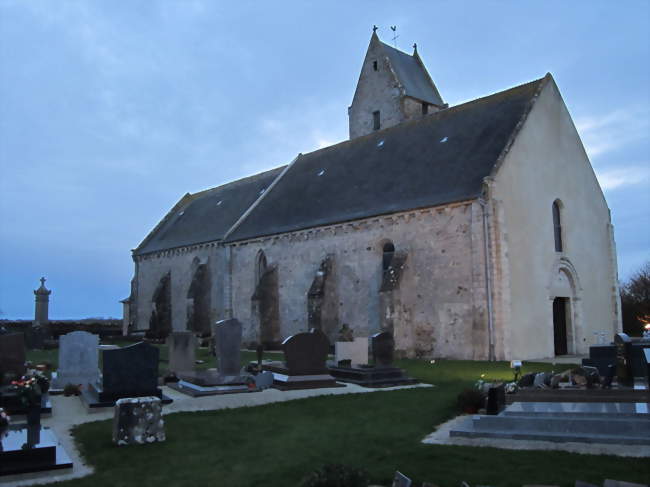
[299,464,369,487]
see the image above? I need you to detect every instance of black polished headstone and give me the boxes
[283,329,329,375]
[486,383,506,415]
[615,333,633,387]
[371,332,394,367]
[215,319,242,376]
[602,363,615,389]
[0,425,73,476]
[102,342,159,397]
[0,333,26,384]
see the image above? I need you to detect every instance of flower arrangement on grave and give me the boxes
[9,369,50,408]
[0,407,10,436]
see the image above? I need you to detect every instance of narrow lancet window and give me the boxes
[382,242,395,271]
[553,200,563,252]
[373,111,380,131]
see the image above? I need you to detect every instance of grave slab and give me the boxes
[0,425,72,476]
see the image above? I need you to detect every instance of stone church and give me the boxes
[127,32,622,360]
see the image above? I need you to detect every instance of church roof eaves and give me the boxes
[224,76,546,243]
[133,165,286,256]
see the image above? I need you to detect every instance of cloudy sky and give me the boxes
[1,1,648,319]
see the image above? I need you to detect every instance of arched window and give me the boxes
[552,200,563,252]
[382,241,395,271]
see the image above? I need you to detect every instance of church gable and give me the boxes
[226,77,545,243]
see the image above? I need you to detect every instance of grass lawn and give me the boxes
[42,358,648,487]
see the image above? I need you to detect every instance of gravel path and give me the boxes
[2,382,432,486]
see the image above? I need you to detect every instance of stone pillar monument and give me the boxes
[34,277,51,324]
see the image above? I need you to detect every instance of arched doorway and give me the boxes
[549,259,582,356]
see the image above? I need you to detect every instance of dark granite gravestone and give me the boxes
[283,328,330,375]
[486,383,506,415]
[372,332,394,367]
[262,329,343,390]
[615,333,633,387]
[80,342,171,408]
[0,333,26,384]
[582,344,616,376]
[172,319,256,397]
[328,331,416,387]
[644,348,650,390]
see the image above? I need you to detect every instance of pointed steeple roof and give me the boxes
[378,38,444,107]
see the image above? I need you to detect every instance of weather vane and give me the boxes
[390,26,399,48]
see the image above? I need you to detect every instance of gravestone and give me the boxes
[52,331,99,390]
[167,332,197,374]
[81,342,171,408]
[614,333,633,387]
[284,329,330,375]
[215,319,242,377]
[486,383,506,415]
[335,337,369,366]
[172,319,255,396]
[372,332,394,367]
[329,331,416,387]
[262,329,342,390]
[0,333,26,384]
[113,396,165,446]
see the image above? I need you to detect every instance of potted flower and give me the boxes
[9,370,50,426]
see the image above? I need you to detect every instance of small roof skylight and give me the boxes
[377,140,385,147]
[317,169,325,176]
[440,136,448,143]
[259,188,266,195]
[178,211,185,216]
[216,200,222,206]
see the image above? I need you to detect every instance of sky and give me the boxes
[0,1,648,319]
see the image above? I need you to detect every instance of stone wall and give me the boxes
[349,35,405,139]
[133,244,228,334]
[490,77,621,360]
[229,201,490,359]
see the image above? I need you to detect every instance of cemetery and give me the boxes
[0,318,649,486]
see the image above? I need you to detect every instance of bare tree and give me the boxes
[620,261,650,336]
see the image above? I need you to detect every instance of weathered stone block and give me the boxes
[112,397,165,446]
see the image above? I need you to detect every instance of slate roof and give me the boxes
[381,41,445,107]
[225,76,546,243]
[135,166,285,255]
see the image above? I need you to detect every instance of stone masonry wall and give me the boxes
[229,201,490,359]
[133,244,227,333]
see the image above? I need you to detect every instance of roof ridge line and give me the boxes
[487,73,552,180]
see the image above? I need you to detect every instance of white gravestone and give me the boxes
[52,331,99,389]
[335,337,369,366]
